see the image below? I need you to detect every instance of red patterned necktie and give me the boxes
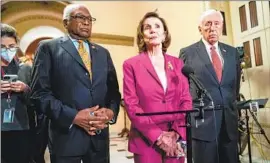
[210,46,222,82]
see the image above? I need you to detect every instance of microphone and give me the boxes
[182,65,214,124]
[182,66,213,102]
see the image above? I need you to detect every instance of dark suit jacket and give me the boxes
[1,61,33,131]
[30,36,121,156]
[179,40,240,141]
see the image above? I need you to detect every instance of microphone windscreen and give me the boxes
[182,65,194,77]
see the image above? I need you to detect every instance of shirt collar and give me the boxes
[68,35,87,43]
[202,38,219,51]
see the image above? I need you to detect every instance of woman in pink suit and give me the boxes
[123,12,192,163]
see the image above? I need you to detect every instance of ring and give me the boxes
[90,112,95,116]
[96,130,101,134]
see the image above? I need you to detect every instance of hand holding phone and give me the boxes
[11,80,29,93]
[1,75,18,93]
[3,74,18,82]
[1,80,11,93]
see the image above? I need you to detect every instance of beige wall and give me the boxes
[72,1,138,36]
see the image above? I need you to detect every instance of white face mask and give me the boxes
[1,50,17,63]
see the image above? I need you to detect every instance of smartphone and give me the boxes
[3,74,18,82]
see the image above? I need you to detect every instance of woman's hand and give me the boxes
[156,131,186,157]
[1,80,11,94]
[157,131,181,157]
[10,80,29,93]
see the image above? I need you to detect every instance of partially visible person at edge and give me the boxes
[179,9,241,163]
[30,4,121,163]
[123,12,192,163]
[1,23,33,163]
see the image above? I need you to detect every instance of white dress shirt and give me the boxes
[149,55,167,92]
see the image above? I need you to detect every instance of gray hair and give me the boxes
[62,4,89,20]
[198,9,223,27]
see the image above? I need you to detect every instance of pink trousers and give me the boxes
[134,153,185,163]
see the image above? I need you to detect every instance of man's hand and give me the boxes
[86,108,114,134]
[10,80,29,93]
[93,108,114,123]
[73,106,108,135]
[1,80,11,93]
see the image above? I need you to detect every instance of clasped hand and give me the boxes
[156,131,184,157]
[73,105,114,136]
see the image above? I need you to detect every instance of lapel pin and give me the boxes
[91,45,97,51]
[168,61,173,70]
[222,49,226,52]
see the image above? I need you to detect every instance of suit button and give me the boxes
[162,100,166,103]
[85,73,88,76]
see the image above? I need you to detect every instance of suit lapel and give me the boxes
[140,52,162,87]
[196,40,219,83]
[61,36,88,72]
[88,42,100,86]
[219,43,229,84]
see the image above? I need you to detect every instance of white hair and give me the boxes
[198,9,223,27]
[62,4,89,20]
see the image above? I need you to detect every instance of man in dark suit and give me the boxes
[30,4,121,163]
[179,9,240,163]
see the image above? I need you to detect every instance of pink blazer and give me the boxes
[123,52,192,155]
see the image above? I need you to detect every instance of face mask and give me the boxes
[1,50,17,63]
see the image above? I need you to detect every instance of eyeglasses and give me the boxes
[203,21,222,29]
[70,15,96,23]
[1,47,18,52]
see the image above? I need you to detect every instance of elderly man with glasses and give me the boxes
[179,9,241,163]
[30,4,121,163]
